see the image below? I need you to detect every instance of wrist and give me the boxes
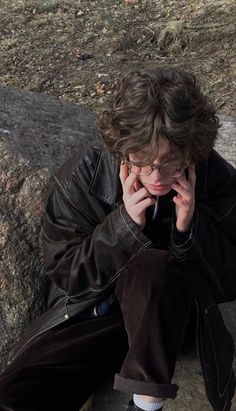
[176,211,194,232]
[176,222,191,233]
[128,213,145,231]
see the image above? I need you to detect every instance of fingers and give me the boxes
[173,164,196,232]
[132,196,156,215]
[120,162,153,203]
[172,163,196,201]
[173,195,189,209]
[171,182,192,203]
[129,186,153,204]
[119,162,155,229]
[176,164,195,187]
[134,178,143,192]
[188,163,196,186]
[119,163,129,187]
[126,195,156,226]
[175,175,189,190]
[119,163,140,195]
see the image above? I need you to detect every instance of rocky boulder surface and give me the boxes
[0,85,96,371]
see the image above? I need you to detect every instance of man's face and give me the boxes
[128,137,186,196]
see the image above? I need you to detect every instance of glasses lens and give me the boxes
[129,163,186,177]
[130,165,152,175]
[160,164,185,177]
[139,165,152,175]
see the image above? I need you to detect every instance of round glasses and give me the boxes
[125,161,187,178]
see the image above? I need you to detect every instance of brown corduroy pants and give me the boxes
[0,249,197,411]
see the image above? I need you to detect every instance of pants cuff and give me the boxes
[114,374,178,399]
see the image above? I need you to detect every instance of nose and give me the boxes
[149,167,163,182]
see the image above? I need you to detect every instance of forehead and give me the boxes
[130,137,181,163]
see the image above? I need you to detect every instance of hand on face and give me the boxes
[119,163,156,230]
[171,164,196,232]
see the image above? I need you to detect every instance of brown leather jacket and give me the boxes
[10,142,236,411]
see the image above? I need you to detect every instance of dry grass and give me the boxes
[0,0,235,115]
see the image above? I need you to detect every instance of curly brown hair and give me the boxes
[97,65,220,163]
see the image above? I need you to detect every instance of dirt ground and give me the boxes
[0,0,235,117]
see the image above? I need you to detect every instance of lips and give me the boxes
[147,184,170,191]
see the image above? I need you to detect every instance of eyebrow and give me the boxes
[130,149,181,165]
[158,151,180,163]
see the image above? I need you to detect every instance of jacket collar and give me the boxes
[89,145,123,207]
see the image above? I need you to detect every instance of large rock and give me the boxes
[0,85,235,410]
[0,85,96,371]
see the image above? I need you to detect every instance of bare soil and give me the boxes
[0,0,236,116]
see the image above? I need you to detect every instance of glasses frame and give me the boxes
[125,160,189,178]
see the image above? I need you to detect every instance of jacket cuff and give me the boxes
[172,225,193,246]
[118,204,153,249]
[168,210,198,260]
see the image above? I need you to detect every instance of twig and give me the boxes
[216,101,226,110]
[137,25,155,42]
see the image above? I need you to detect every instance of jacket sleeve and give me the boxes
[42,164,152,299]
[169,150,236,302]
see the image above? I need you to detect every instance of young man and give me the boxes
[0,66,236,411]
